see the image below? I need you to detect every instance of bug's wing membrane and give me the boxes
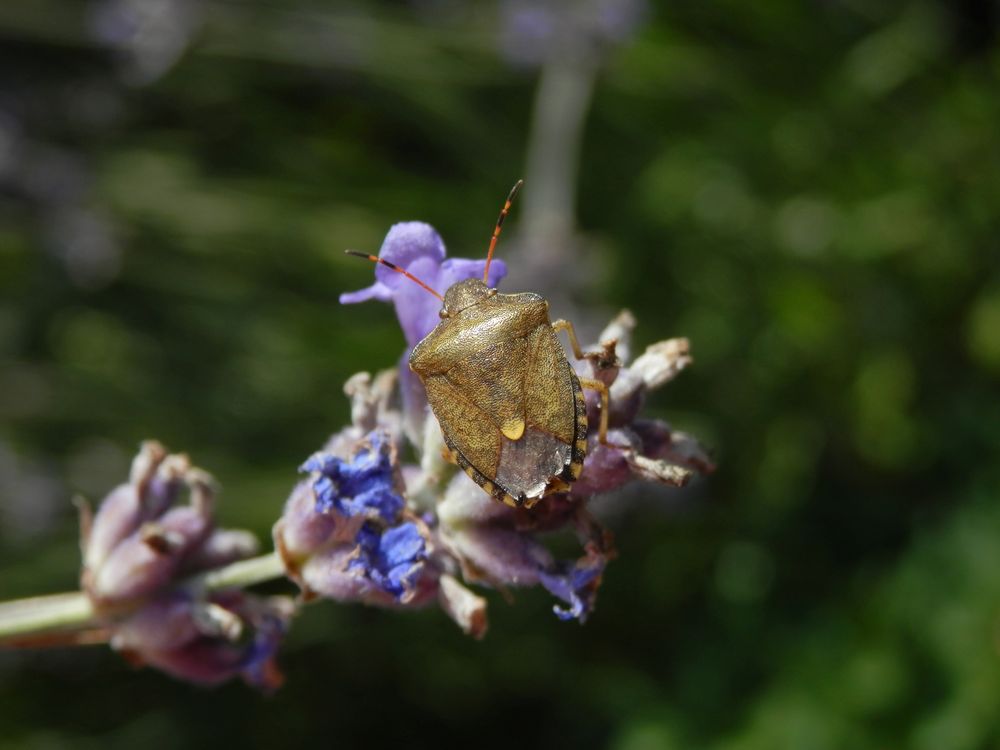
[424,374,502,480]
[487,324,578,502]
[443,338,528,439]
[524,325,576,443]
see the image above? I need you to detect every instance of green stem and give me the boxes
[0,551,287,644]
[0,592,95,641]
[189,551,286,591]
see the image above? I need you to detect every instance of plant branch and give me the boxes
[0,551,287,645]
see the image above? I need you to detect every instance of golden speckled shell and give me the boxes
[410,291,587,507]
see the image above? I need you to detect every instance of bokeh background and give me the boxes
[2,0,1000,747]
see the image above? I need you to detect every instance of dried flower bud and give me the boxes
[437,574,488,639]
[630,338,692,390]
[78,442,292,690]
[82,440,180,573]
[81,450,220,605]
[89,504,212,602]
[112,591,293,691]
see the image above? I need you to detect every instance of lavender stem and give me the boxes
[0,551,286,644]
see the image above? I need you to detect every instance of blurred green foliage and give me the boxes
[1,0,999,748]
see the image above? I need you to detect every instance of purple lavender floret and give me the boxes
[81,444,227,604]
[284,431,428,605]
[275,430,439,610]
[301,432,404,523]
[539,553,605,622]
[349,521,427,600]
[340,221,507,349]
[439,512,610,623]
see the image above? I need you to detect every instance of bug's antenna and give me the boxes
[483,179,524,283]
[345,251,444,301]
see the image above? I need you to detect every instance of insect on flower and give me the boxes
[347,181,612,509]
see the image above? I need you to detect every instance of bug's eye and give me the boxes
[487,288,497,297]
[439,308,450,319]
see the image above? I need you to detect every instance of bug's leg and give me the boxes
[552,319,585,359]
[554,319,613,445]
[440,444,459,466]
[544,477,574,496]
[577,377,609,445]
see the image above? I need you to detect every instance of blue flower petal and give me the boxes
[380,523,425,568]
[538,555,606,622]
[312,475,335,508]
[338,486,404,522]
[299,453,338,475]
[297,431,430,602]
[300,432,404,523]
[348,520,427,600]
[239,612,288,691]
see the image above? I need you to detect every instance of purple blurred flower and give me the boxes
[88,0,200,84]
[499,0,649,67]
[500,2,558,67]
[79,441,294,689]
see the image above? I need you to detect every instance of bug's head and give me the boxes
[439,179,522,319]
[440,278,496,318]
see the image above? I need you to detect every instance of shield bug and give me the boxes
[347,181,611,508]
